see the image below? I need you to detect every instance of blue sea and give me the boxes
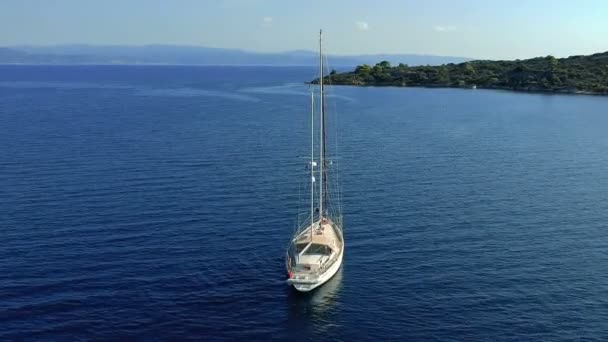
[2,65,608,341]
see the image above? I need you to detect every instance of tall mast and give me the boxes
[310,91,315,238]
[318,29,324,222]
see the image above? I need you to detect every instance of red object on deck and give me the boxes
[287,271,293,279]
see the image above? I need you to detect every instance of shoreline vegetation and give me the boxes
[314,52,608,96]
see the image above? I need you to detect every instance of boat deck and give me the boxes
[287,217,344,289]
[294,218,342,253]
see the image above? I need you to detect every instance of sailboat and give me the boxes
[286,30,344,292]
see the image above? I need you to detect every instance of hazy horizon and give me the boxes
[1,0,608,60]
[3,43,473,59]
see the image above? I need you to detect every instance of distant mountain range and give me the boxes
[0,45,472,66]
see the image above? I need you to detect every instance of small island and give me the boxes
[316,52,608,95]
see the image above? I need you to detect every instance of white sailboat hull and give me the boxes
[288,245,344,292]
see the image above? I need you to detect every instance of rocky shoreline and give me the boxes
[319,81,606,96]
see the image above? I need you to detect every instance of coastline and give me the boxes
[318,52,608,97]
[319,82,606,96]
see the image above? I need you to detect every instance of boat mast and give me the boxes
[318,29,325,222]
[310,91,315,238]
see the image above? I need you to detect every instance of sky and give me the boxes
[1,0,608,60]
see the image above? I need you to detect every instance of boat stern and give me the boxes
[286,274,321,292]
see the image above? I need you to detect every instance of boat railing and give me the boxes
[294,212,314,234]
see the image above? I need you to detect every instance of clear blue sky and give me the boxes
[1,0,607,60]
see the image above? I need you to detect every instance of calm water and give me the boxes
[2,65,608,340]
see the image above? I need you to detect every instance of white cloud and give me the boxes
[262,16,273,27]
[355,21,369,31]
[434,25,457,32]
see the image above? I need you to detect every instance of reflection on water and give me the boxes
[240,83,356,103]
[286,267,344,333]
[134,87,260,102]
[240,83,309,96]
